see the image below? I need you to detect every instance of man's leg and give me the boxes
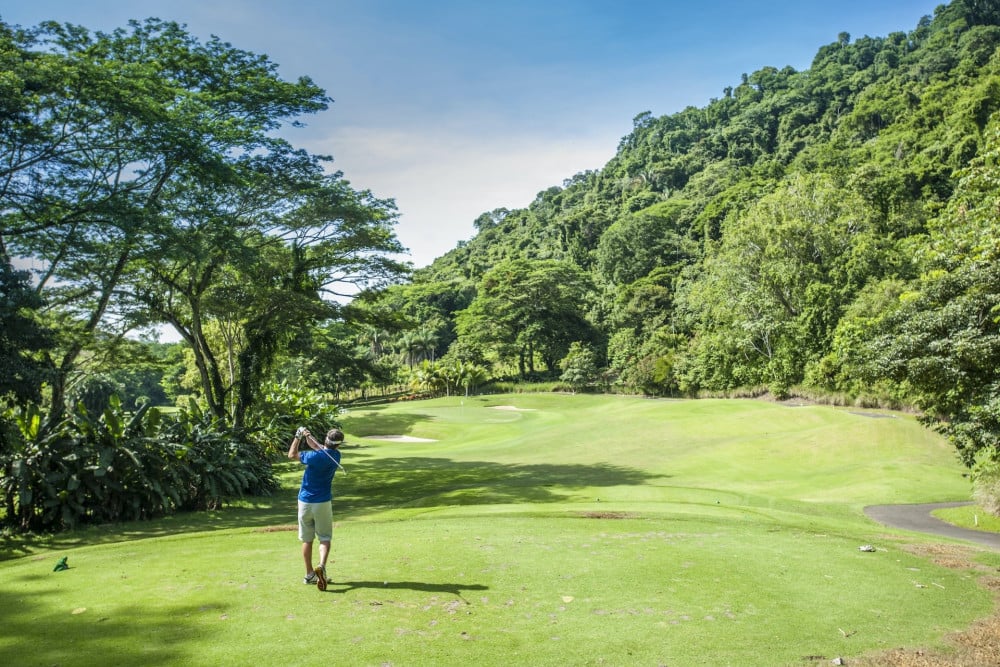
[315,501,334,572]
[315,540,330,591]
[318,540,330,570]
[298,501,317,579]
[313,502,334,591]
[302,540,314,575]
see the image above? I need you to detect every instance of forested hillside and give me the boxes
[368,0,1000,465]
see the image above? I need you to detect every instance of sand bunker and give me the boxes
[362,435,438,442]
[491,405,535,411]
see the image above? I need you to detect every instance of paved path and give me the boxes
[864,502,1000,550]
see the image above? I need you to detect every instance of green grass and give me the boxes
[1,395,993,666]
[934,503,1000,532]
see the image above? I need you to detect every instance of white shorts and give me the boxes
[297,500,333,543]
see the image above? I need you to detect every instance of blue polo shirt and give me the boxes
[298,448,340,503]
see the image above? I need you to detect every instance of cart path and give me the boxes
[864,502,1000,550]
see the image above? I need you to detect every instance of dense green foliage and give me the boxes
[369,0,1000,465]
[0,252,51,405]
[254,380,343,457]
[1,397,276,531]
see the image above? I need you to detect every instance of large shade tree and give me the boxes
[128,166,406,429]
[676,173,876,393]
[455,259,597,378]
[0,18,407,428]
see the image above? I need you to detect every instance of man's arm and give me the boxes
[287,434,301,460]
[302,430,323,451]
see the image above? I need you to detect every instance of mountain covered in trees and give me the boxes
[367,0,1000,466]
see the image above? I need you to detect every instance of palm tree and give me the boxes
[462,365,488,397]
[408,360,446,396]
[396,331,420,369]
[413,328,438,363]
[360,326,390,361]
[439,360,466,397]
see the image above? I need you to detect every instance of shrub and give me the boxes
[559,343,599,393]
[0,397,277,532]
[252,381,343,458]
[68,373,121,415]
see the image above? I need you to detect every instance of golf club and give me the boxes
[320,446,347,475]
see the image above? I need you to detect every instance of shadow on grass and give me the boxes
[1,453,662,559]
[0,496,294,561]
[0,578,205,665]
[343,409,433,437]
[329,580,489,601]
[334,451,664,516]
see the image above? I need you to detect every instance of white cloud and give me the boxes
[319,123,622,267]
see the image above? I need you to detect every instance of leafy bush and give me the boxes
[252,381,343,458]
[0,397,276,532]
[68,373,121,415]
[559,343,599,393]
[161,398,278,509]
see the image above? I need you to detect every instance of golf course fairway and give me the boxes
[2,394,997,666]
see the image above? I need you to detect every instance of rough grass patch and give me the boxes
[579,511,637,519]
[852,543,1000,667]
[253,525,297,532]
[899,543,987,571]
[855,615,1000,667]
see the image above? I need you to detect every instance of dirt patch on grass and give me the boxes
[254,525,297,533]
[899,543,993,572]
[579,511,638,520]
[849,543,1000,667]
[853,615,1000,666]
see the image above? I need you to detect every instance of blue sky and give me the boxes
[3,1,943,268]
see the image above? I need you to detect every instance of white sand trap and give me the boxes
[491,405,535,411]
[362,435,438,442]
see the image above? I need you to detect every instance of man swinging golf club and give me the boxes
[288,426,344,591]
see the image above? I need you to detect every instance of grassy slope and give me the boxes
[935,504,1000,532]
[0,395,990,667]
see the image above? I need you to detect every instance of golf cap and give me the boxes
[325,429,345,447]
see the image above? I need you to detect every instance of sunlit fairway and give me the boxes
[2,395,996,666]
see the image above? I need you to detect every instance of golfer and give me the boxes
[287,427,343,591]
